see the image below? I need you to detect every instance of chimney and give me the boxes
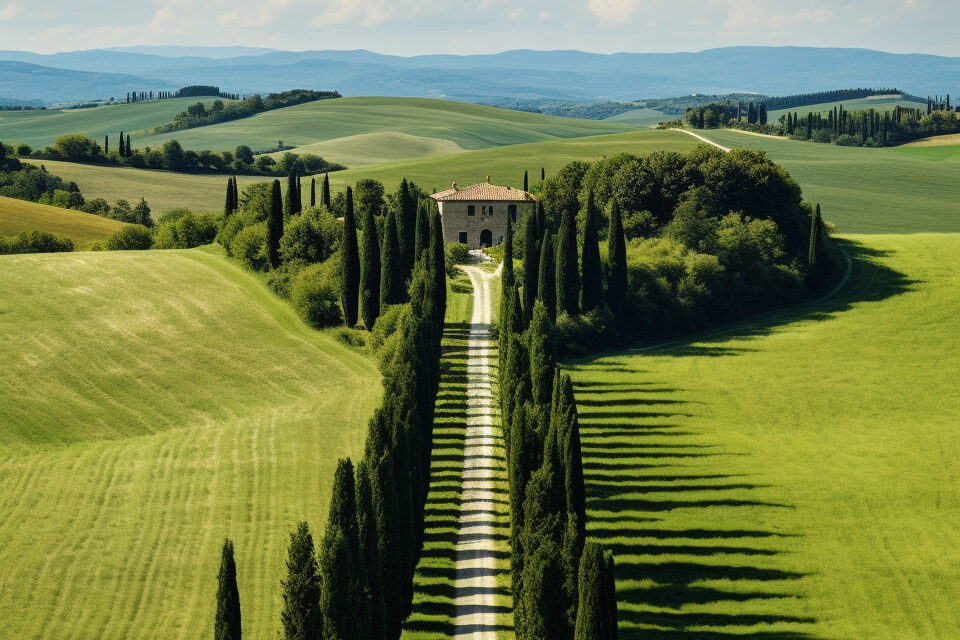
[451,181,458,191]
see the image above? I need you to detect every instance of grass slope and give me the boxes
[603,108,672,127]
[567,233,960,639]
[0,247,381,640]
[0,195,126,247]
[29,129,697,214]
[270,132,464,167]
[768,96,927,123]
[136,97,633,155]
[691,129,960,233]
[0,98,231,150]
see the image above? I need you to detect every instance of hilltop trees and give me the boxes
[341,186,360,326]
[280,522,322,640]
[214,539,241,640]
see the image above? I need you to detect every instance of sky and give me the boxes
[0,0,957,57]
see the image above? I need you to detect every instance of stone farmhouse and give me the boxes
[430,181,536,248]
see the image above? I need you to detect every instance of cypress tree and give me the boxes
[414,199,430,262]
[286,173,299,216]
[319,459,365,640]
[556,205,580,316]
[380,209,403,306]
[322,173,331,209]
[355,458,385,640]
[541,167,545,181]
[523,170,529,192]
[224,177,235,216]
[366,416,403,639]
[310,178,316,208]
[359,201,381,330]
[126,134,131,157]
[601,549,618,639]
[296,176,303,213]
[431,205,447,321]
[522,211,540,327]
[553,373,585,530]
[503,214,515,288]
[574,542,608,640]
[527,301,556,406]
[104,134,109,155]
[266,179,283,269]
[537,232,556,321]
[341,187,360,327]
[397,178,417,279]
[280,522,322,640]
[580,190,603,312]
[232,177,239,212]
[214,538,241,640]
[606,198,627,322]
[118,131,125,157]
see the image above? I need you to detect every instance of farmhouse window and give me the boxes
[468,205,475,216]
[459,231,468,243]
[508,204,517,222]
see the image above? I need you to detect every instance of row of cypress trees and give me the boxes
[499,214,618,639]
[340,178,427,330]
[213,209,448,639]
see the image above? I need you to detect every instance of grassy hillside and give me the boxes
[0,98,230,149]
[136,97,633,155]
[269,132,464,167]
[0,247,381,640]
[894,134,960,163]
[690,128,960,233]
[0,195,126,247]
[768,95,927,123]
[602,108,671,127]
[568,233,960,639]
[30,129,697,214]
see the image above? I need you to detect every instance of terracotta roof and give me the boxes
[431,182,536,203]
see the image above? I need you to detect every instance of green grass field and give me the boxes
[0,246,381,639]
[893,135,960,163]
[28,129,698,215]
[0,195,127,248]
[0,98,231,150]
[692,129,960,233]
[566,233,960,639]
[137,97,633,155]
[768,95,928,123]
[603,108,672,127]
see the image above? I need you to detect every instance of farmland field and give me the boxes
[691,128,960,233]
[0,195,126,247]
[0,98,231,149]
[567,233,960,639]
[0,246,381,640]
[136,97,634,154]
[602,108,672,127]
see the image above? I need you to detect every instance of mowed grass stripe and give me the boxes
[0,195,127,248]
[566,234,960,639]
[0,247,381,640]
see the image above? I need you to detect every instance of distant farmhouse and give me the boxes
[430,180,536,249]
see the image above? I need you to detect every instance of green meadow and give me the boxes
[692,128,960,233]
[137,97,633,153]
[602,108,672,127]
[0,195,126,247]
[567,233,960,639]
[0,98,231,149]
[0,246,381,640]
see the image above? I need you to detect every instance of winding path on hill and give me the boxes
[452,260,510,639]
[672,127,732,151]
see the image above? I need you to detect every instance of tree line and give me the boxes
[211,175,447,640]
[125,86,242,103]
[498,213,619,638]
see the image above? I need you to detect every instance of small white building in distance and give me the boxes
[430,180,536,248]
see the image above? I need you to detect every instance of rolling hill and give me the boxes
[568,233,960,638]
[0,196,127,247]
[767,95,928,123]
[0,246,381,639]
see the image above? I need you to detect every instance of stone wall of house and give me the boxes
[438,200,520,248]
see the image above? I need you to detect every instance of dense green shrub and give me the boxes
[105,225,153,250]
[230,222,268,271]
[290,259,343,328]
[153,212,219,249]
[0,231,74,254]
[280,206,340,265]
[444,242,469,275]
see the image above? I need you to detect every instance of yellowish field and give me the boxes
[0,195,126,248]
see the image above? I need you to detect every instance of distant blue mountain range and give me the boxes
[1,46,958,105]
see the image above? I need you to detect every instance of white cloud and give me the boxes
[587,0,640,23]
[218,0,288,28]
[310,0,442,28]
[148,8,175,30]
[0,2,22,21]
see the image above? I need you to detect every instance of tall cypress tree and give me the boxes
[359,202,381,330]
[430,205,446,321]
[280,522,322,640]
[580,190,603,312]
[118,131,125,157]
[601,549,618,639]
[606,198,627,322]
[310,178,316,208]
[266,179,283,269]
[126,133,131,157]
[231,176,239,212]
[397,178,417,279]
[296,176,303,214]
[503,214,515,288]
[215,539,241,640]
[380,209,403,306]
[414,199,431,261]
[286,173,299,216]
[322,173,331,209]
[523,170,529,192]
[104,134,109,155]
[574,542,610,640]
[537,232,556,321]
[522,211,540,327]
[341,186,360,327]
[224,177,233,216]
[319,459,365,640]
[555,205,580,316]
[541,167,545,181]
[527,301,556,406]
[366,414,402,640]
[355,458,385,640]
